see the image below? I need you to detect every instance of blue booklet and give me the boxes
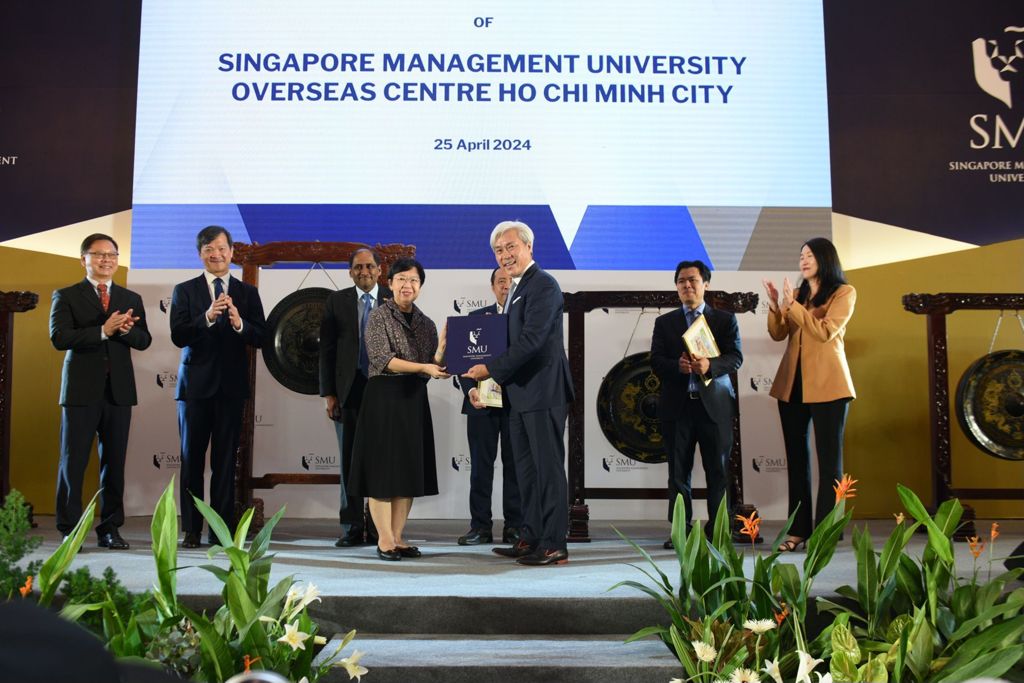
[445,314,508,375]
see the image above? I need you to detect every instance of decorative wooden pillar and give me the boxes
[563,289,758,541]
[0,291,40,503]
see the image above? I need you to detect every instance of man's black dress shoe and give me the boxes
[97,532,129,550]
[502,527,521,544]
[492,540,536,558]
[397,545,421,558]
[181,532,202,549]
[663,538,674,550]
[458,529,493,545]
[376,546,401,561]
[517,548,569,566]
[335,529,366,547]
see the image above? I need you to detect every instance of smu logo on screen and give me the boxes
[156,372,177,389]
[452,297,490,314]
[969,26,1024,149]
[152,451,181,470]
[300,453,336,471]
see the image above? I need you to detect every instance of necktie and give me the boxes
[213,278,226,325]
[505,281,516,314]
[97,283,109,312]
[686,309,699,392]
[358,292,372,374]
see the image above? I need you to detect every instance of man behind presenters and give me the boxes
[457,267,523,546]
[50,234,152,549]
[464,221,574,566]
[171,226,266,549]
[318,248,390,547]
[650,260,743,548]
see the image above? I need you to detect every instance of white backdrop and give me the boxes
[124,267,799,522]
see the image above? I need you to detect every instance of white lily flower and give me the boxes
[257,615,277,624]
[314,635,328,645]
[742,618,776,634]
[288,582,323,618]
[815,674,833,683]
[763,659,783,683]
[298,678,310,683]
[338,649,369,681]
[277,621,310,651]
[730,668,761,683]
[691,640,717,663]
[670,679,684,683]
[796,650,824,683]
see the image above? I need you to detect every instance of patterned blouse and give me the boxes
[364,298,439,378]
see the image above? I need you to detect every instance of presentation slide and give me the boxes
[131,1,830,270]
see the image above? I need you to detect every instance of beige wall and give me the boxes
[0,246,129,513]
[844,239,1024,517]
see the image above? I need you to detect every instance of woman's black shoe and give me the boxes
[376,546,402,561]
[397,545,421,558]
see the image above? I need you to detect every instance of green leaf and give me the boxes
[896,484,953,565]
[249,505,287,561]
[860,654,888,683]
[192,495,234,548]
[831,650,859,682]
[904,609,934,683]
[150,477,179,618]
[180,605,234,681]
[624,625,669,643]
[832,620,861,662]
[939,615,1024,674]
[933,645,1024,682]
[37,491,97,607]
[853,526,878,623]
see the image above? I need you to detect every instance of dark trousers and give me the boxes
[508,405,568,552]
[466,409,522,531]
[178,397,244,538]
[337,373,373,535]
[56,385,130,536]
[778,397,850,538]
[663,398,732,531]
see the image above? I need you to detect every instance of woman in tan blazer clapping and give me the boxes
[763,237,855,552]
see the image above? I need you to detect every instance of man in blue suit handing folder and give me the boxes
[464,221,575,566]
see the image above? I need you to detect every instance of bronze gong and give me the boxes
[596,352,666,463]
[262,287,333,395]
[955,349,1024,461]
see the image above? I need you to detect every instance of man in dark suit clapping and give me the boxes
[457,267,522,546]
[650,260,743,547]
[464,221,575,566]
[318,248,390,547]
[170,226,265,548]
[50,233,151,549]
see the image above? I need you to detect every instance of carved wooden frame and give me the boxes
[0,291,39,503]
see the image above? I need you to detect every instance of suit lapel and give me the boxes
[196,274,213,309]
[78,279,105,315]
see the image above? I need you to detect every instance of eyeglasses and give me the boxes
[676,277,703,286]
[86,252,119,260]
[392,276,421,286]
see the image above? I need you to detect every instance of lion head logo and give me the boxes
[973,26,1024,108]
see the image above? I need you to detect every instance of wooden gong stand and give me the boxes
[563,289,759,541]
[903,292,1024,540]
[230,241,416,526]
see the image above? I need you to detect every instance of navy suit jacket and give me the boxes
[487,264,574,412]
[170,274,266,400]
[49,279,152,406]
[318,284,392,407]
[650,304,743,424]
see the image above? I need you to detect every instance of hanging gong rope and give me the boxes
[955,310,1024,461]
[597,307,667,463]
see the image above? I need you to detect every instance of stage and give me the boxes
[24,516,1022,682]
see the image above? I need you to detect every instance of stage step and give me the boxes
[314,634,680,683]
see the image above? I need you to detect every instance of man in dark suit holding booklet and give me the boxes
[650,259,743,547]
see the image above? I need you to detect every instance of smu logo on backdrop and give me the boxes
[969,26,1024,149]
[602,456,648,473]
[300,453,336,471]
[451,454,471,472]
[156,372,177,389]
[158,296,173,313]
[452,297,490,314]
[752,456,786,474]
[152,451,181,469]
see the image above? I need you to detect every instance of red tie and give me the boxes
[97,283,109,312]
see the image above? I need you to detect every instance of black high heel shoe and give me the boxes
[777,537,807,553]
[376,546,402,561]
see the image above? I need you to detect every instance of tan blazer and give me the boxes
[768,284,856,403]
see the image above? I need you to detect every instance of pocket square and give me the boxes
[512,295,523,304]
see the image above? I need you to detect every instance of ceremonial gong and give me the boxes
[596,352,667,464]
[956,349,1024,461]
[262,287,333,395]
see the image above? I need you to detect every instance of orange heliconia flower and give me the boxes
[774,604,789,626]
[735,511,761,545]
[18,575,33,598]
[968,536,985,558]
[991,522,1000,542]
[833,473,858,504]
[242,655,261,673]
